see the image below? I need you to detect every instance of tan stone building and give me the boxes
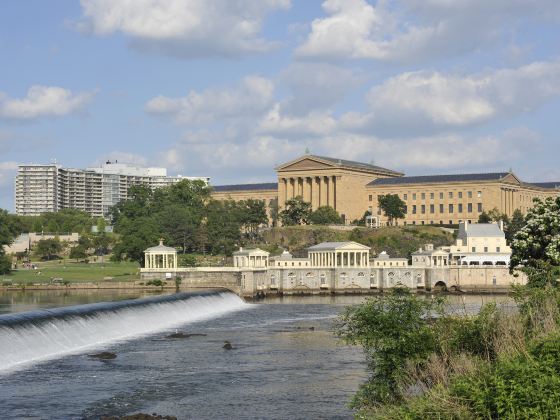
[210,154,560,226]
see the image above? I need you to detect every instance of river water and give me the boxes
[0,290,511,420]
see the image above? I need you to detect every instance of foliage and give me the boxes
[341,280,560,419]
[0,255,11,274]
[179,254,198,267]
[69,245,88,262]
[510,196,560,272]
[111,216,160,265]
[486,207,510,224]
[35,238,63,260]
[478,211,492,223]
[378,194,407,226]
[506,209,525,242]
[146,279,164,287]
[308,206,342,225]
[35,209,93,234]
[279,196,312,226]
[335,289,443,406]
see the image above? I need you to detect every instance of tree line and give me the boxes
[109,180,269,264]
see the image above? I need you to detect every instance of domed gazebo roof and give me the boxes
[145,239,176,254]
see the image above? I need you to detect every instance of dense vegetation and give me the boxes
[339,195,560,419]
[109,180,268,264]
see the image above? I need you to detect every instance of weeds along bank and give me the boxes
[337,283,560,419]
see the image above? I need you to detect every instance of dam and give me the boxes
[0,290,248,373]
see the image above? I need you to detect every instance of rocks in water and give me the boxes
[88,352,117,360]
[101,413,176,420]
[308,326,315,331]
[166,332,207,339]
[223,340,233,350]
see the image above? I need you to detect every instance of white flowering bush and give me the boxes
[510,197,560,270]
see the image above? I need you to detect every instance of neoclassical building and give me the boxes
[211,154,560,226]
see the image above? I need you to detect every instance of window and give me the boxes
[458,204,463,213]
[449,204,454,213]
[497,247,501,252]
[440,192,444,199]
[439,204,444,213]
[477,191,482,198]
[430,192,434,199]
[477,203,483,212]
[421,221,425,225]
[458,192,463,199]
[421,193,426,200]
[369,195,372,202]
[472,247,476,252]
[449,192,453,198]
[404,205,408,214]
[412,205,417,214]
[404,193,408,200]
[430,204,435,213]
[484,247,488,253]
[421,205,426,214]
[468,203,473,213]
[468,191,473,198]
[413,193,417,200]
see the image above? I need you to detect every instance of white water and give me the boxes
[0,291,248,373]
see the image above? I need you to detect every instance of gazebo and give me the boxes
[144,239,177,270]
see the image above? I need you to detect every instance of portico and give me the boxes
[307,242,371,268]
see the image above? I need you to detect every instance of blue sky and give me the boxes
[1,0,560,211]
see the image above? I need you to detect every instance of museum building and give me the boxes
[211,154,560,226]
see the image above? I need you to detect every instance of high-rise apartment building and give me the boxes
[15,161,209,218]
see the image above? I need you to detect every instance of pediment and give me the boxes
[501,173,522,185]
[276,157,334,172]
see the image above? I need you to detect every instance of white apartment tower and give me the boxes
[15,161,209,218]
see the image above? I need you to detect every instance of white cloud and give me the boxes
[296,0,560,62]
[340,61,560,135]
[258,104,337,136]
[145,76,274,125]
[79,0,291,57]
[0,86,95,120]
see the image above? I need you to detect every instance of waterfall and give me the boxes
[0,290,248,373]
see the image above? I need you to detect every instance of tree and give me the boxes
[378,194,406,226]
[238,199,268,236]
[478,211,492,223]
[35,238,63,260]
[506,209,525,242]
[279,196,312,226]
[158,204,200,254]
[69,245,87,262]
[111,217,160,265]
[487,207,510,224]
[309,206,342,225]
[510,197,560,274]
[269,198,279,227]
[205,200,242,255]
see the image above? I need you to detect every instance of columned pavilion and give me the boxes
[307,242,371,268]
[144,240,177,270]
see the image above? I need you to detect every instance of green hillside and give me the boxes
[254,225,455,259]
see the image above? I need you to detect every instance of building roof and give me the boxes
[368,172,510,187]
[212,182,278,193]
[307,241,371,251]
[309,155,404,176]
[145,240,176,253]
[458,223,504,239]
[529,182,560,189]
[232,247,269,256]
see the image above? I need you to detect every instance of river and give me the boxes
[0,290,511,420]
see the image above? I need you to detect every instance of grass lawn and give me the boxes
[2,260,141,285]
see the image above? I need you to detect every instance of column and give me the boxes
[303,177,310,203]
[320,177,327,207]
[278,178,287,211]
[290,178,296,198]
[311,177,319,210]
[145,254,149,269]
[174,254,177,269]
[329,176,336,210]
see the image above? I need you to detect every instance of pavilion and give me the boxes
[144,239,178,270]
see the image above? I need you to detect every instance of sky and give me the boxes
[1,0,560,211]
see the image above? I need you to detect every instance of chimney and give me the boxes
[499,220,504,232]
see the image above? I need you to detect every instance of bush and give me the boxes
[146,279,164,287]
[0,254,11,274]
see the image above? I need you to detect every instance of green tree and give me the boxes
[205,200,242,255]
[510,197,560,274]
[35,238,63,260]
[158,204,200,253]
[279,196,312,226]
[69,245,88,262]
[269,198,279,227]
[238,199,268,236]
[309,206,342,225]
[487,207,510,224]
[111,217,160,265]
[506,209,525,242]
[336,289,442,406]
[478,211,492,223]
[96,217,107,233]
[378,194,406,226]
